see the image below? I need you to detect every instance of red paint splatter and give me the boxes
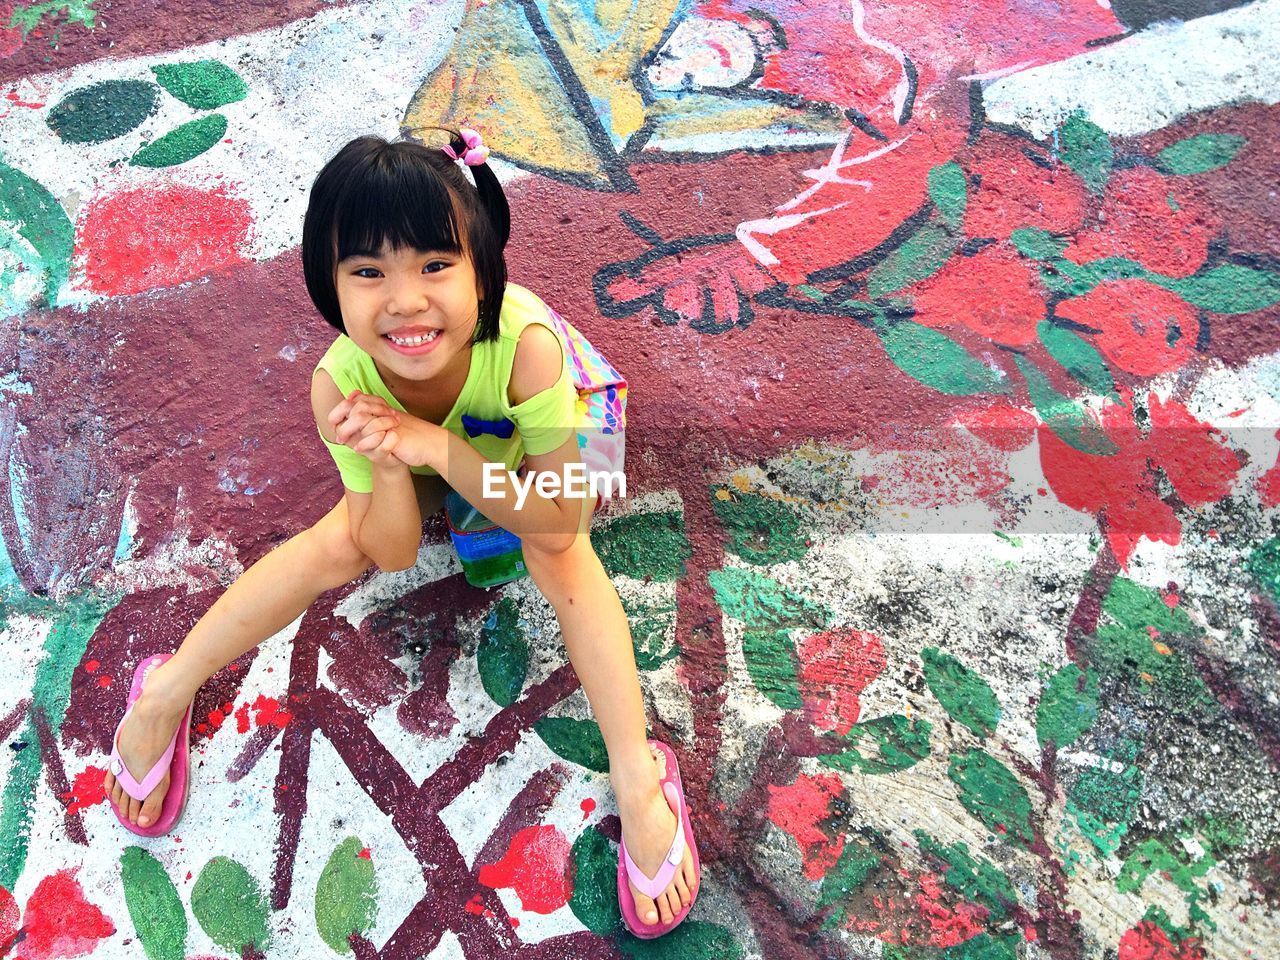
[796,629,885,736]
[0,885,18,950]
[1056,280,1196,378]
[207,709,226,732]
[15,869,114,959]
[358,848,372,860]
[60,766,108,815]
[96,676,112,689]
[766,772,846,881]
[1258,432,1280,509]
[1118,920,1206,960]
[251,695,293,729]
[911,245,1046,347]
[465,895,486,915]
[580,798,596,820]
[76,184,253,297]
[509,916,520,928]
[235,701,251,734]
[477,825,572,914]
[1065,167,1217,279]
[83,660,99,674]
[1025,926,1039,941]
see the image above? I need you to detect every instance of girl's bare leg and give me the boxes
[106,479,446,827]
[522,501,698,928]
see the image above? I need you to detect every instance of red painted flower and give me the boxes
[597,239,775,332]
[766,772,847,881]
[1064,167,1219,279]
[76,183,253,297]
[911,246,1047,347]
[477,825,572,914]
[1118,920,1206,960]
[1056,280,1197,378]
[1039,393,1241,566]
[797,629,886,736]
[963,136,1087,241]
[2,870,114,960]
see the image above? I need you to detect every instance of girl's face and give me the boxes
[334,243,481,389]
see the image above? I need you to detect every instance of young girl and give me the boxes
[102,131,699,938]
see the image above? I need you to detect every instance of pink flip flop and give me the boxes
[107,654,193,837]
[617,740,701,939]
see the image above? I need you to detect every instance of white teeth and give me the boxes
[387,329,439,346]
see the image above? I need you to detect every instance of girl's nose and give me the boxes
[386,280,428,315]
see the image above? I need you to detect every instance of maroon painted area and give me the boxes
[0,1,350,84]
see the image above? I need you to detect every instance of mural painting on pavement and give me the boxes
[1,0,1279,957]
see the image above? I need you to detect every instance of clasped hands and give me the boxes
[327,390,446,470]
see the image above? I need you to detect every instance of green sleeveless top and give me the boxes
[315,283,576,493]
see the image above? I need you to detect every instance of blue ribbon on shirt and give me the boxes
[461,414,516,439]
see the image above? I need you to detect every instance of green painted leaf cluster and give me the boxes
[592,511,692,581]
[626,597,680,671]
[1036,664,1098,748]
[711,491,808,565]
[868,223,954,299]
[191,857,270,954]
[1014,355,1117,456]
[477,598,529,706]
[568,827,621,934]
[121,847,187,960]
[817,837,882,925]
[0,160,74,308]
[928,162,968,228]
[315,837,378,953]
[709,568,829,710]
[878,321,1010,396]
[914,832,1017,922]
[1038,321,1117,400]
[47,80,159,144]
[1247,537,1280,606]
[1160,264,1280,314]
[947,748,1034,847]
[1158,134,1245,175]
[942,933,1019,960]
[1011,227,1067,261]
[819,714,932,775]
[1059,112,1113,193]
[920,647,1001,739]
[131,114,228,168]
[534,717,610,772]
[1117,837,1214,896]
[152,60,248,110]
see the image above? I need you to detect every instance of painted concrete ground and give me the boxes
[1,1,1279,958]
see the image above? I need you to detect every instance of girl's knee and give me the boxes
[308,511,372,580]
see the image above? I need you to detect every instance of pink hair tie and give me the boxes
[442,127,490,166]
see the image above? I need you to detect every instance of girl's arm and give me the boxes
[312,371,422,571]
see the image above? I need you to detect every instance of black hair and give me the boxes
[302,132,511,341]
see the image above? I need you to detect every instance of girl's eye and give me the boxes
[353,267,382,279]
[423,261,448,274]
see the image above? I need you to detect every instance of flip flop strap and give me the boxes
[108,706,179,803]
[620,780,687,901]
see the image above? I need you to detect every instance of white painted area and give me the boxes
[984,0,1280,137]
[334,541,459,629]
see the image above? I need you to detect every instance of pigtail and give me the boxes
[445,130,511,250]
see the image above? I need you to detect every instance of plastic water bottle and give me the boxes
[444,489,527,588]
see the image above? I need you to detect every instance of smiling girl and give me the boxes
[101,132,699,938]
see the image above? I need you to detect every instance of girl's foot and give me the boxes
[102,669,190,828]
[614,745,699,927]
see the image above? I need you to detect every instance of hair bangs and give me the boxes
[333,155,464,261]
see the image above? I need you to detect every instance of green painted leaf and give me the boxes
[151,60,248,110]
[1036,664,1099,748]
[711,491,808,565]
[618,920,743,959]
[921,647,1001,739]
[868,223,954,299]
[947,748,1034,847]
[568,826,621,935]
[819,714,932,774]
[1059,112,1113,193]
[1158,134,1246,175]
[742,628,802,710]
[315,837,377,954]
[1038,321,1117,399]
[591,510,691,581]
[879,321,1010,396]
[477,598,528,706]
[10,1,97,34]
[0,160,74,307]
[1157,264,1280,314]
[817,839,881,916]
[534,717,609,772]
[1014,354,1118,456]
[1011,227,1068,261]
[130,114,228,168]
[191,857,270,954]
[121,847,187,960]
[46,79,159,144]
[928,162,967,228]
[707,568,829,633]
[1247,537,1280,607]
[622,596,680,671]
[796,284,825,301]
[914,832,1017,922]
[942,932,1019,960]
